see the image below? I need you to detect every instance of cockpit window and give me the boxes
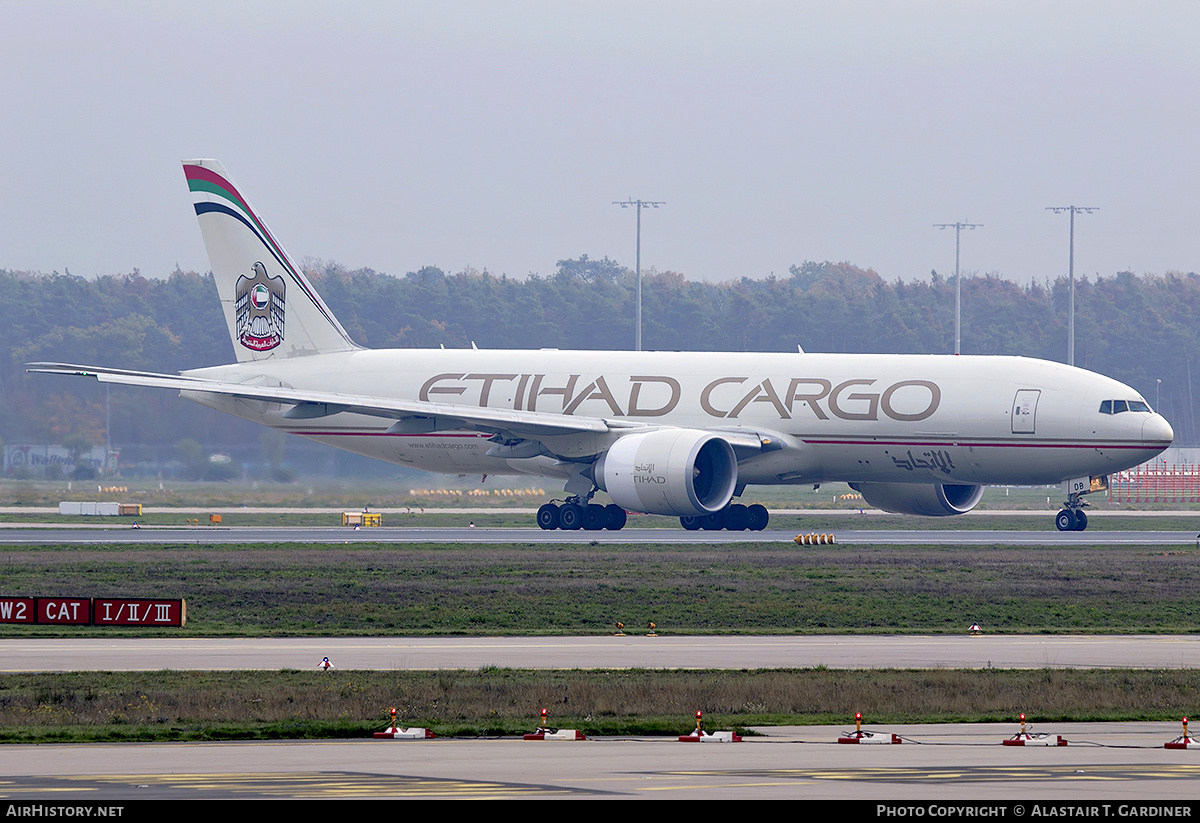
[1099,399,1152,414]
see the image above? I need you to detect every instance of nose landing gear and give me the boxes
[1055,476,1106,531]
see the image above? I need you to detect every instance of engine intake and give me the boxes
[595,430,738,516]
[850,482,985,517]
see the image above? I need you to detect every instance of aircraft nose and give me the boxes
[1142,413,1174,448]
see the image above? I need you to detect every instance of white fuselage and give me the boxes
[184,348,1173,489]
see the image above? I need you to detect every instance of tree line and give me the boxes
[2,258,1196,473]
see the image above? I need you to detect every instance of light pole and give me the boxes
[934,221,981,354]
[613,198,664,351]
[1046,205,1098,366]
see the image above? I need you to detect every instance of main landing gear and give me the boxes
[535,499,770,531]
[537,498,627,531]
[680,503,769,532]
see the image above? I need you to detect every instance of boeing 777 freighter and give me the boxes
[30,160,1174,532]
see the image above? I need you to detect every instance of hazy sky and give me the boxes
[3,1,1198,285]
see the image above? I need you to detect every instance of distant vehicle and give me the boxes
[31,160,1173,532]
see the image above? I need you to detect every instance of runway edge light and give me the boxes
[523,707,586,741]
[1164,717,1198,749]
[374,707,436,740]
[838,712,901,744]
[1002,713,1066,746]
[678,709,742,742]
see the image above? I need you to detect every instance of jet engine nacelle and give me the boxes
[594,429,738,517]
[850,482,985,517]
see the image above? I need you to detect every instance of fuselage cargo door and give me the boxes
[1011,389,1040,434]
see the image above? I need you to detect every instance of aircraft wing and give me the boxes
[27,362,638,440]
[28,362,775,456]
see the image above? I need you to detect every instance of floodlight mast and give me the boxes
[934,221,982,355]
[613,198,664,351]
[1046,205,1098,366]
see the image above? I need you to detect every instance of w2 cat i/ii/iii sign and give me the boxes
[0,597,186,627]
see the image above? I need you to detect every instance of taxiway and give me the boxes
[2,723,1198,800]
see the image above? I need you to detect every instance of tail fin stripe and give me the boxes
[185,164,293,278]
[185,165,268,237]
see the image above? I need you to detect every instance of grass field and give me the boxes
[2,539,1198,636]
[3,476,1198,534]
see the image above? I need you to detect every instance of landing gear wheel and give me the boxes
[700,510,726,530]
[582,503,607,530]
[725,503,749,531]
[1055,509,1076,532]
[604,504,627,530]
[746,503,769,531]
[1073,510,1087,531]
[537,503,560,530]
[559,503,583,530]
[680,515,702,530]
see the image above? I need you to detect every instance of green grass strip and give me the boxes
[0,668,1196,743]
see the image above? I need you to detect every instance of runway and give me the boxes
[3,634,1200,672]
[1,524,1196,545]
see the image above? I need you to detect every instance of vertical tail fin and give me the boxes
[183,159,358,362]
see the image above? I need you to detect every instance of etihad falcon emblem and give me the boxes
[235,262,286,351]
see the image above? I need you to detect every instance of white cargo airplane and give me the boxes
[30,160,1174,532]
